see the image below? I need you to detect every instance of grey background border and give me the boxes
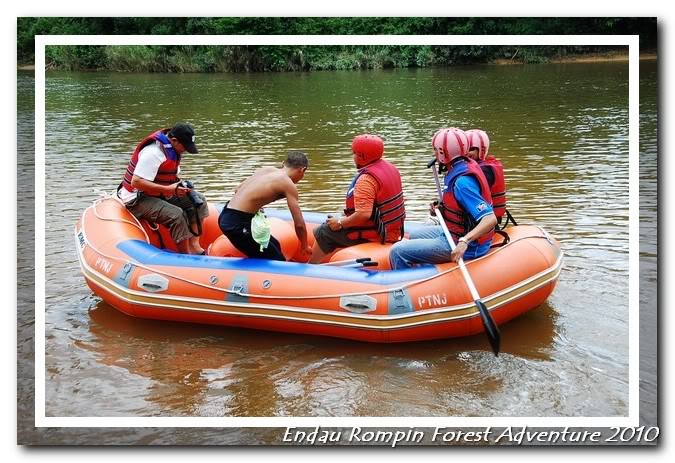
[15,32,659,447]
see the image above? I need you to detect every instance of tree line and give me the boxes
[18,17,656,71]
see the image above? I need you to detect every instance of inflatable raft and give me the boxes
[75,197,563,343]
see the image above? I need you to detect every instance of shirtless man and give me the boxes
[218,151,311,261]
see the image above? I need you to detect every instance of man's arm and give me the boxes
[337,210,371,229]
[450,212,496,263]
[326,174,375,230]
[450,177,497,262]
[130,144,187,197]
[131,176,187,197]
[462,213,497,244]
[283,180,310,252]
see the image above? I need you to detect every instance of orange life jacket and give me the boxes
[122,129,181,194]
[479,155,506,221]
[440,157,494,245]
[344,158,406,244]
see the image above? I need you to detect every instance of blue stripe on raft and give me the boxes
[116,239,438,285]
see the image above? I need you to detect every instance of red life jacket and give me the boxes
[343,158,406,244]
[479,155,507,221]
[122,129,181,194]
[440,157,494,245]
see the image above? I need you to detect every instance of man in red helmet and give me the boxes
[309,134,406,264]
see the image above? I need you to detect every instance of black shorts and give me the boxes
[218,206,285,261]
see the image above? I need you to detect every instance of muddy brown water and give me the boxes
[17,60,657,428]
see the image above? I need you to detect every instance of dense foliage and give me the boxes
[18,17,657,71]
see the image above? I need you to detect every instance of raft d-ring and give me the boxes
[262,280,272,289]
[209,275,219,285]
[232,284,245,295]
[391,288,411,311]
[118,262,133,282]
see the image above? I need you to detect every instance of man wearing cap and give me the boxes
[117,122,209,255]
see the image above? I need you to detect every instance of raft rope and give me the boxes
[91,190,150,243]
[85,196,555,301]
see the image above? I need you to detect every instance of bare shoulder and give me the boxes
[277,173,297,194]
[260,169,296,201]
[253,166,277,176]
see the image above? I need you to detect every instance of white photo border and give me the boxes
[34,33,640,428]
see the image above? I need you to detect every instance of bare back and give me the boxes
[228,167,296,213]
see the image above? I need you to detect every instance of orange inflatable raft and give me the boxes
[75,197,563,343]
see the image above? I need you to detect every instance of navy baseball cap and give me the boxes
[169,122,198,154]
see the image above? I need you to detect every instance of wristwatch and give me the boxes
[458,237,469,245]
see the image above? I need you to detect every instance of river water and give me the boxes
[18,60,657,440]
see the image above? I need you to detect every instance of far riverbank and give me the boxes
[496,50,656,65]
[18,51,657,72]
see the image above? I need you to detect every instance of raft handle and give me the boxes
[343,303,372,312]
[339,294,377,314]
[138,274,169,293]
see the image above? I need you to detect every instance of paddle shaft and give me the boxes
[431,159,443,199]
[321,257,372,266]
[433,209,482,302]
[430,158,500,356]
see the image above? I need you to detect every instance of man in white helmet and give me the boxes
[389,128,497,270]
[465,129,508,225]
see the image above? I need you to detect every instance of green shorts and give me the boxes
[312,222,369,254]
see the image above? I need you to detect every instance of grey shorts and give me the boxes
[312,222,369,254]
[127,191,209,244]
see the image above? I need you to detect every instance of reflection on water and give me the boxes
[82,299,559,417]
[83,302,556,416]
[30,60,650,420]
